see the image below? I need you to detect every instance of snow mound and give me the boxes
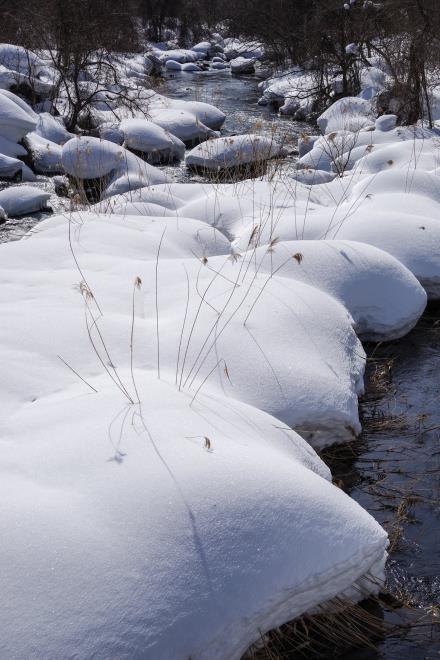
[35,112,73,145]
[0,371,387,659]
[165,59,182,71]
[317,97,375,134]
[186,134,286,171]
[119,118,185,163]
[149,95,226,130]
[181,62,201,72]
[321,193,440,299]
[25,133,63,174]
[149,107,217,144]
[0,43,49,77]
[0,153,35,182]
[230,56,256,74]
[62,136,168,198]
[0,185,50,217]
[0,134,27,158]
[0,88,37,142]
[153,48,198,64]
[254,239,427,340]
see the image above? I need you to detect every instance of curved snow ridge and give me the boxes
[107,181,429,337]
[0,213,367,448]
[0,371,388,660]
[251,239,427,341]
[143,172,440,303]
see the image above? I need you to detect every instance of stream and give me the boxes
[0,68,438,658]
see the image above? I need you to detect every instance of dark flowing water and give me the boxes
[1,68,438,658]
[321,306,440,659]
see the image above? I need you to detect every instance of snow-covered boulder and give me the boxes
[147,95,226,132]
[0,185,50,217]
[223,38,264,61]
[0,134,27,158]
[180,99,226,130]
[375,114,397,131]
[98,122,124,145]
[181,62,201,72]
[119,118,185,163]
[35,112,73,145]
[62,136,125,180]
[211,32,225,47]
[0,64,53,97]
[319,187,440,299]
[211,61,228,70]
[0,46,55,97]
[230,56,255,74]
[0,88,37,142]
[349,139,440,176]
[154,48,198,64]
[317,97,375,134]
[62,136,168,199]
[186,134,286,171]
[2,207,362,443]
[0,43,49,78]
[96,187,186,213]
[298,125,432,173]
[165,59,182,71]
[149,107,217,144]
[258,69,317,119]
[0,154,35,182]
[191,40,211,56]
[0,199,392,656]
[289,169,337,185]
[24,133,63,174]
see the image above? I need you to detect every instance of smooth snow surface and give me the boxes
[0,370,387,660]
[0,185,50,216]
[186,134,286,170]
[317,97,375,134]
[119,118,185,162]
[0,88,37,142]
[0,209,388,659]
[62,136,168,197]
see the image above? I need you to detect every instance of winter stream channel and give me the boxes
[1,69,439,658]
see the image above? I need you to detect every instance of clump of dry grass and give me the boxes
[243,590,392,660]
[243,584,440,660]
